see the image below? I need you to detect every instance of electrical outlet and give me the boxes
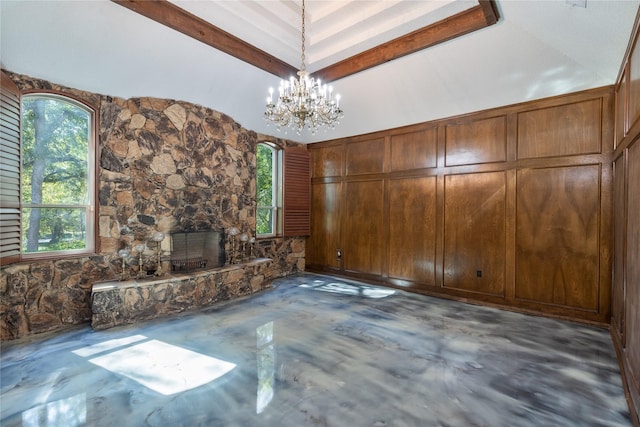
[476,270,482,278]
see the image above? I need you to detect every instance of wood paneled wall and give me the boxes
[307,86,614,324]
[612,8,640,426]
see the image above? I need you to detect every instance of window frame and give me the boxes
[18,90,99,261]
[256,141,282,238]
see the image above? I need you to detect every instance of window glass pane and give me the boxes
[19,94,94,257]
[22,207,88,253]
[21,96,90,205]
[257,144,274,207]
[257,207,274,235]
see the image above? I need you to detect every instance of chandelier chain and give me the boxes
[301,0,306,71]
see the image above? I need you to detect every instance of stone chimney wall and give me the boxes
[0,71,305,340]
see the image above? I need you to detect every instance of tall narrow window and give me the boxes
[20,94,95,256]
[256,142,281,236]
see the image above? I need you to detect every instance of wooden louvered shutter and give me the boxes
[282,146,310,236]
[0,71,21,265]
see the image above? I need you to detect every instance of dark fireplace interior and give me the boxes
[170,230,225,272]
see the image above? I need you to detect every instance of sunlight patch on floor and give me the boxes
[300,280,396,298]
[74,337,235,396]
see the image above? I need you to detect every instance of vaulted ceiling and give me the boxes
[1,0,638,143]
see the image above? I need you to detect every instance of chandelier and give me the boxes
[264,0,343,135]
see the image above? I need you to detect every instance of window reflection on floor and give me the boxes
[22,393,86,427]
[300,280,396,299]
[256,321,275,414]
[72,336,235,396]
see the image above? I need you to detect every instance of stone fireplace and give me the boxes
[170,230,225,272]
[0,70,306,341]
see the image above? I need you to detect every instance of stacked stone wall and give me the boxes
[0,71,305,340]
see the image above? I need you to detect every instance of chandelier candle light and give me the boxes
[265,0,343,135]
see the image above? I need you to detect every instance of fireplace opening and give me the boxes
[170,230,225,272]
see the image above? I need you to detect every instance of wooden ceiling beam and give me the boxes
[112,0,298,78]
[112,0,499,82]
[313,1,500,82]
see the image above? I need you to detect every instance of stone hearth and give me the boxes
[91,258,272,330]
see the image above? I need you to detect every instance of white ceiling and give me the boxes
[1,0,638,144]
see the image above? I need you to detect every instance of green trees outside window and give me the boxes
[256,143,280,236]
[21,94,94,254]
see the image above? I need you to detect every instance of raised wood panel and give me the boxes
[443,171,506,296]
[613,155,626,338]
[345,138,385,176]
[517,99,602,159]
[342,180,385,275]
[445,116,506,166]
[630,37,640,131]
[390,128,437,171]
[388,177,437,284]
[616,71,627,148]
[311,145,343,178]
[625,139,640,397]
[515,165,600,310]
[308,182,341,268]
[613,11,640,423]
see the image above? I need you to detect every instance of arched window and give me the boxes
[256,142,281,236]
[18,93,96,257]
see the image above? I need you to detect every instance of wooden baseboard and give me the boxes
[610,327,640,427]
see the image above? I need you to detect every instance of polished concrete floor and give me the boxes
[1,273,631,426]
